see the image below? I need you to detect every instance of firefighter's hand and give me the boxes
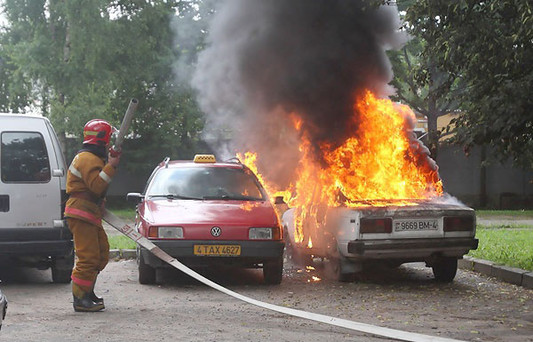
[108,150,121,168]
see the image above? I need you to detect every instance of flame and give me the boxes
[239,91,443,245]
[238,151,292,204]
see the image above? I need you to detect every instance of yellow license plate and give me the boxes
[193,245,241,256]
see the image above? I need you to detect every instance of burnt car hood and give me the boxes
[143,199,278,226]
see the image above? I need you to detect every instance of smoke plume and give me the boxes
[192,0,405,187]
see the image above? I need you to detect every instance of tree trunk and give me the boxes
[426,94,440,160]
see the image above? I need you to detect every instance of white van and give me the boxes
[0,114,73,283]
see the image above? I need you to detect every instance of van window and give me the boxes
[1,132,51,183]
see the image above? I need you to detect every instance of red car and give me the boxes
[127,155,285,284]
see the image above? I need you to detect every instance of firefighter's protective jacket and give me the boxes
[64,151,116,226]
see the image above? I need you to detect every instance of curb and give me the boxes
[109,249,136,260]
[458,256,533,289]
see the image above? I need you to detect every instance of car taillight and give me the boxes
[360,218,392,234]
[444,216,474,232]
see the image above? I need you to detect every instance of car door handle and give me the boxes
[0,195,9,212]
[52,169,64,177]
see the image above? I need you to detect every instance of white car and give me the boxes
[0,114,73,283]
[282,199,478,282]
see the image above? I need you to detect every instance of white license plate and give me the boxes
[394,219,439,232]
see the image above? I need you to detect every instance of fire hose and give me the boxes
[104,98,466,342]
[104,209,466,342]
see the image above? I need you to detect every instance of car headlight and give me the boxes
[149,226,184,239]
[249,227,273,240]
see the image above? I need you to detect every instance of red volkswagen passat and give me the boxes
[127,155,284,285]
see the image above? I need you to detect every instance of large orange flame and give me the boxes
[239,91,443,243]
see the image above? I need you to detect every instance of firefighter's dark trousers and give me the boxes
[67,218,109,295]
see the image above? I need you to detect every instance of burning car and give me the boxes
[282,198,478,282]
[127,154,285,285]
[0,289,6,330]
[240,93,478,282]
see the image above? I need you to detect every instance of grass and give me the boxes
[478,223,532,229]
[468,227,533,271]
[108,208,136,220]
[476,210,533,218]
[107,208,137,250]
[108,235,137,250]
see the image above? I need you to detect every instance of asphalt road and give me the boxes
[0,257,531,342]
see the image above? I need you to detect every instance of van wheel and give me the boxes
[263,256,283,285]
[432,258,458,283]
[138,251,156,285]
[51,251,74,283]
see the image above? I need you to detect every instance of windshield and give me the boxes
[146,166,266,201]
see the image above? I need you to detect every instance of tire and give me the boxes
[138,250,156,285]
[332,256,356,282]
[432,258,458,283]
[291,247,313,266]
[328,240,356,282]
[51,249,74,283]
[263,256,283,285]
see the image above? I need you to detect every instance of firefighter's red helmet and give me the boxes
[83,119,116,146]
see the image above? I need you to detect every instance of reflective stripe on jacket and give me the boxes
[64,151,116,226]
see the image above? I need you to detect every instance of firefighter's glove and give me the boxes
[108,148,121,168]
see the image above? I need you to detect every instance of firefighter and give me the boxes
[65,119,120,312]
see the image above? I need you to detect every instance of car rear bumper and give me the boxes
[345,237,479,260]
[141,240,285,268]
[0,228,73,257]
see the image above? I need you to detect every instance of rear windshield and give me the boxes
[147,166,266,201]
[1,132,51,183]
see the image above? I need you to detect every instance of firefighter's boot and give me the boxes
[73,293,105,312]
[90,290,104,306]
[90,277,104,305]
[72,283,104,312]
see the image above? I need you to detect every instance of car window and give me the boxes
[147,167,265,200]
[1,132,51,183]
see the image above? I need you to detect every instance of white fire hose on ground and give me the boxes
[103,210,466,342]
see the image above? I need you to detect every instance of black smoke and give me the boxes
[192,0,405,186]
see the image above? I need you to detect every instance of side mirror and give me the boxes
[126,192,144,203]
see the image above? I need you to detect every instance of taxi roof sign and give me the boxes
[193,154,216,163]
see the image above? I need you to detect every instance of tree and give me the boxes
[404,0,533,168]
[0,0,209,176]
